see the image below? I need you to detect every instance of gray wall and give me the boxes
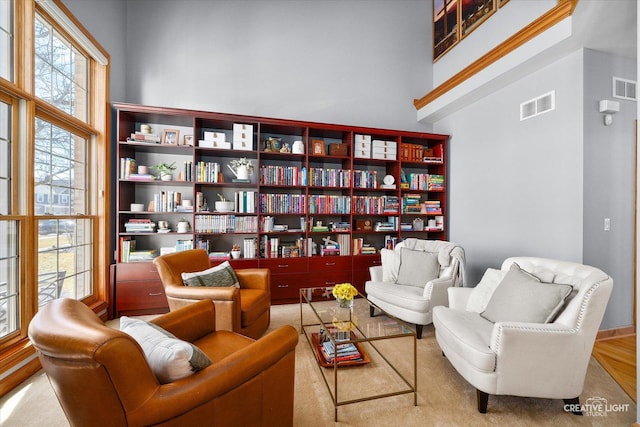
[583,49,637,329]
[121,0,434,132]
[434,50,585,283]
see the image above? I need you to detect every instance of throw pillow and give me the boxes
[380,248,401,282]
[481,263,573,324]
[181,261,239,287]
[466,268,506,313]
[120,316,212,384]
[396,248,440,288]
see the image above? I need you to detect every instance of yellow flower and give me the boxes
[332,283,357,301]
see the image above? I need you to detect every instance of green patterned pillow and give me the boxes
[181,261,239,288]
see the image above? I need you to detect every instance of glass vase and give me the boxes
[337,298,353,309]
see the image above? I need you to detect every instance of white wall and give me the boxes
[435,50,584,287]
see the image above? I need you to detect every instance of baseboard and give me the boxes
[596,326,636,341]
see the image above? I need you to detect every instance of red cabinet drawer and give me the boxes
[353,254,381,270]
[260,258,308,274]
[270,273,309,301]
[308,256,352,270]
[115,262,160,281]
[307,271,353,288]
[116,280,167,312]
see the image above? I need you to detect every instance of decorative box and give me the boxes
[355,219,373,231]
[233,123,254,151]
[204,131,226,142]
[355,134,371,145]
[198,139,231,149]
[329,143,348,156]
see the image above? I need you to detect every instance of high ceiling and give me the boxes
[573,0,636,60]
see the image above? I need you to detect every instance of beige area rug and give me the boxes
[1,302,636,426]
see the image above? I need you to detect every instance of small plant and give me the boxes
[150,161,176,177]
[217,193,227,201]
[232,244,240,251]
[229,157,253,169]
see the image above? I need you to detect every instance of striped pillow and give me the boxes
[181,261,239,288]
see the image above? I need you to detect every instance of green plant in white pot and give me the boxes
[150,162,176,181]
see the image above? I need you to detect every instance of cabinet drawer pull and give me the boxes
[325,262,336,266]
[277,284,289,288]
[277,264,289,268]
[148,292,163,296]
[325,281,336,286]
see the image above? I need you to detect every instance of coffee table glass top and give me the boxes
[299,287,415,341]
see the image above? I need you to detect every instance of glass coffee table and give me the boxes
[300,287,417,422]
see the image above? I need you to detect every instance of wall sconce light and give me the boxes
[599,100,620,126]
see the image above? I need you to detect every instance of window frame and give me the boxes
[0,0,109,395]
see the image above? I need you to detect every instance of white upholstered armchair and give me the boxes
[365,239,465,339]
[432,257,613,414]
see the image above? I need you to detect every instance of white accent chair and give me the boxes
[432,257,613,414]
[365,239,465,339]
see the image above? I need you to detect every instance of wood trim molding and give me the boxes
[414,0,578,111]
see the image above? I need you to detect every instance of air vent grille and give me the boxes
[520,91,555,121]
[613,77,637,101]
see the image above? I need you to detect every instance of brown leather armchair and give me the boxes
[28,298,298,427]
[153,249,271,339]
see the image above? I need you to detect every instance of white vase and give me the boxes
[236,165,249,180]
[231,250,241,259]
[161,173,172,181]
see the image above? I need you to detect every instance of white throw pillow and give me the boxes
[181,261,239,287]
[396,248,440,288]
[466,268,506,313]
[480,264,573,324]
[380,248,401,282]
[120,316,212,384]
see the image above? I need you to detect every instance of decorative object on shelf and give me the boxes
[381,174,396,189]
[263,136,282,152]
[332,283,357,308]
[150,162,176,181]
[311,139,325,156]
[176,218,190,233]
[412,217,424,232]
[231,244,241,259]
[140,124,152,134]
[214,194,235,212]
[292,140,304,154]
[130,203,144,212]
[183,135,194,146]
[161,129,180,145]
[227,157,254,182]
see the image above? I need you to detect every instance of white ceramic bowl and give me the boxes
[130,203,145,212]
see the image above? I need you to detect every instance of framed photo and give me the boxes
[183,135,194,146]
[162,129,180,145]
[312,139,325,156]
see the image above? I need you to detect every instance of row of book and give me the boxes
[259,194,306,214]
[308,195,351,214]
[307,168,351,188]
[352,195,399,215]
[352,170,378,189]
[259,165,304,186]
[194,215,258,233]
[400,143,443,163]
[124,219,156,233]
[261,236,310,258]
[151,191,193,213]
[353,238,377,255]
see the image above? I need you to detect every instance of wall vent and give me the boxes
[613,77,637,101]
[520,91,555,121]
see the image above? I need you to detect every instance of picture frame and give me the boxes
[312,139,325,156]
[183,135,194,146]
[162,129,180,145]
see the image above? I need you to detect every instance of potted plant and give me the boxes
[214,194,235,212]
[231,244,241,259]
[176,217,190,233]
[150,162,176,181]
[227,158,254,181]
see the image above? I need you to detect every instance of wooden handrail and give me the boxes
[414,0,578,111]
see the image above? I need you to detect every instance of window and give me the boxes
[0,0,12,81]
[0,0,108,392]
[34,14,88,122]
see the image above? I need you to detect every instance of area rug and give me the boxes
[1,303,636,426]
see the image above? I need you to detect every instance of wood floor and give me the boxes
[592,334,636,402]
